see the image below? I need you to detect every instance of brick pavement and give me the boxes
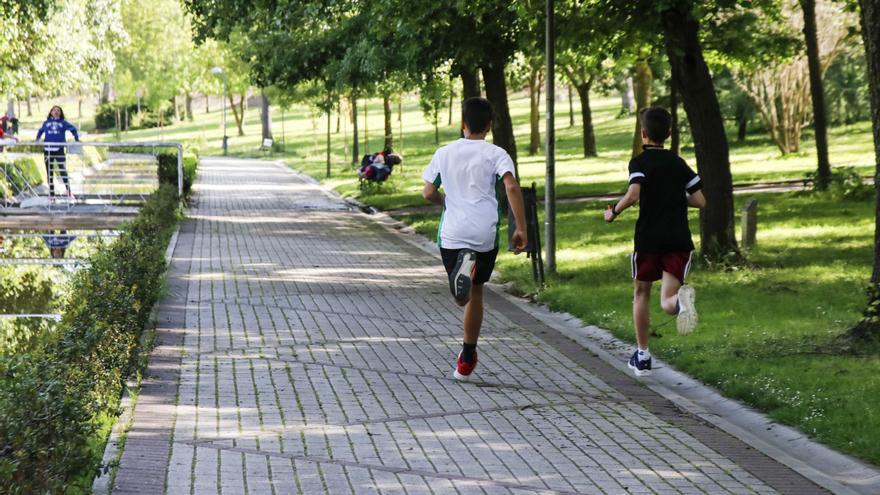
[110,157,827,494]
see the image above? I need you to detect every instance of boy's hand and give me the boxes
[511,228,527,254]
[604,204,617,223]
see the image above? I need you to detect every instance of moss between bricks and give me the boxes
[0,170,190,492]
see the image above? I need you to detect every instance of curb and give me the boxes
[91,222,182,495]
[359,194,880,495]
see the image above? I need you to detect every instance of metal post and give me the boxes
[544,0,556,274]
[222,76,228,156]
[177,144,184,198]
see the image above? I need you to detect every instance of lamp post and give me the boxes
[211,66,228,156]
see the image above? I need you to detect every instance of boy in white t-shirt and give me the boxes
[422,97,527,381]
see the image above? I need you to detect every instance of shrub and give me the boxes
[0,185,180,492]
[807,166,873,200]
[157,152,198,196]
[2,157,44,194]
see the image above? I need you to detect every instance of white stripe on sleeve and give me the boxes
[629,172,646,181]
[686,175,701,189]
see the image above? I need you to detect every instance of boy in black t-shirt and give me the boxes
[604,107,706,376]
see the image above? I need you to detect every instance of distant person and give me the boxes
[422,97,527,381]
[604,106,706,377]
[36,105,79,202]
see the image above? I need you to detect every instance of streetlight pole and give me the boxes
[545,0,556,274]
[212,66,228,156]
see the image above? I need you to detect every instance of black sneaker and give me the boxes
[449,249,476,302]
[627,350,651,377]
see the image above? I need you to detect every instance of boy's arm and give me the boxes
[605,184,641,222]
[687,190,706,208]
[422,182,444,206]
[502,172,527,254]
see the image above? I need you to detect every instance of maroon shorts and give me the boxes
[631,251,693,283]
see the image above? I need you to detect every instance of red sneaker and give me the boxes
[453,350,477,381]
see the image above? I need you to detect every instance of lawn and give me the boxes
[67,88,880,464]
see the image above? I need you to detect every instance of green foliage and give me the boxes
[157,152,199,196]
[0,184,180,493]
[806,166,872,199]
[1,157,44,195]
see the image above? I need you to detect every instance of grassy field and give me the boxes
[49,89,880,464]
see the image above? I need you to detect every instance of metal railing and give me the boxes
[0,141,184,213]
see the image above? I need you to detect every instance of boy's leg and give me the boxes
[463,283,484,346]
[633,280,652,349]
[659,271,682,315]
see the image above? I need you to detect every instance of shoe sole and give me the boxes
[676,285,697,335]
[450,251,476,302]
[452,369,472,381]
[627,362,651,377]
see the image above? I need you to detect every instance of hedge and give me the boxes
[157,152,198,196]
[0,184,181,492]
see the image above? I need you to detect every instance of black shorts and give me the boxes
[440,247,498,285]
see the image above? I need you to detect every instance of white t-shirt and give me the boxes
[422,138,516,251]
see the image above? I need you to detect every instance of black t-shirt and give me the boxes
[627,146,703,253]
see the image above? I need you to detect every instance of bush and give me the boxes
[157,152,198,196]
[0,185,180,492]
[93,103,133,131]
[807,166,873,200]
[1,157,44,194]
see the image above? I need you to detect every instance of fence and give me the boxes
[0,141,183,214]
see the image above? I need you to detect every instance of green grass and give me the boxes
[72,89,880,464]
[399,191,879,465]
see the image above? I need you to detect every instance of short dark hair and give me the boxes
[462,97,493,134]
[639,106,671,143]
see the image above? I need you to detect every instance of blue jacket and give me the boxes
[36,118,79,144]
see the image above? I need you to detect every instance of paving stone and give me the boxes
[110,158,828,495]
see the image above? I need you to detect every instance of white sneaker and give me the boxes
[676,285,697,335]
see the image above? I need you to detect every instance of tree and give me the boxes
[800,0,830,189]
[853,0,880,340]
[419,73,451,145]
[731,1,854,155]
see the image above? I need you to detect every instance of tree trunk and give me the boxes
[185,93,193,121]
[461,67,481,99]
[620,78,635,114]
[326,98,332,178]
[481,63,518,178]
[448,78,454,125]
[173,96,180,122]
[631,59,653,157]
[205,95,210,113]
[101,82,112,104]
[801,0,832,190]
[383,92,393,151]
[575,83,597,157]
[670,75,680,155]
[435,109,440,145]
[78,98,83,119]
[398,96,404,154]
[568,86,574,127]
[663,1,739,261]
[529,68,541,156]
[6,99,14,119]
[336,97,341,133]
[229,93,245,136]
[26,96,31,117]
[260,88,273,141]
[737,116,748,142]
[351,93,359,166]
[364,98,369,152]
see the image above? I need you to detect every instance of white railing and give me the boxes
[0,141,184,213]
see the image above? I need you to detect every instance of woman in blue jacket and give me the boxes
[36,105,79,201]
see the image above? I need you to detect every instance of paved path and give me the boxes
[108,157,828,495]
